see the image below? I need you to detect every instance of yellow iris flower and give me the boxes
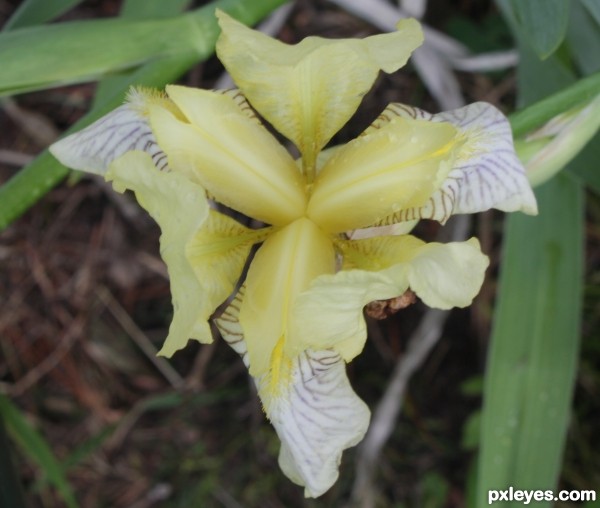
[50,10,537,497]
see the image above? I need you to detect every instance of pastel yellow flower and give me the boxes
[50,10,537,497]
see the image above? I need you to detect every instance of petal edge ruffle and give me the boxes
[106,151,211,356]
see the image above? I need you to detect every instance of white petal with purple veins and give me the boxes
[50,105,168,175]
[269,349,370,498]
[215,289,370,498]
[369,102,537,225]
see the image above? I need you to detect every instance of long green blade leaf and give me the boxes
[0,16,202,96]
[3,0,84,30]
[479,2,585,506]
[120,0,192,19]
[508,70,600,138]
[0,395,77,508]
[477,172,583,507]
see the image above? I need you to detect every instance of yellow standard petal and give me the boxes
[216,10,423,177]
[106,151,210,356]
[149,85,306,225]
[239,217,335,378]
[307,116,460,232]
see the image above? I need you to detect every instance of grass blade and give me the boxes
[0,413,27,508]
[0,395,77,508]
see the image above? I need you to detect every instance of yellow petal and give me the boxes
[368,102,538,226]
[105,151,210,355]
[185,209,270,342]
[216,10,423,175]
[239,217,335,377]
[290,269,404,362]
[291,235,488,360]
[307,117,459,232]
[216,290,370,498]
[149,85,306,225]
[405,237,489,309]
[341,235,489,309]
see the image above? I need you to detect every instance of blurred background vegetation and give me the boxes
[0,0,599,507]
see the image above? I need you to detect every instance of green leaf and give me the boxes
[510,0,570,59]
[0,395,78,508]
[569,131,600,194]
[508,71,600,137]
[120,0,192,19]
[93,0,193,106]
[0,15,203,97]
[0,414,27,508]
[581,0,600,27]
[569,0,600,75]
[0,0,287,98]
[3,0,83,30]
[478,4,585,506]
[477,173,583,508]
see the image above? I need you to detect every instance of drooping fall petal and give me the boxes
[216,10,423,173]
[216,288,370,498]
[149,85,307,225]
[366,102,538,226]
[106,151,211,355]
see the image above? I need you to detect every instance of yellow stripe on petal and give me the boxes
[239,217,335,378]
[307,117,460,232]
[149,86,306,225]
[105,151,211,356]
[216,10,423,177]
